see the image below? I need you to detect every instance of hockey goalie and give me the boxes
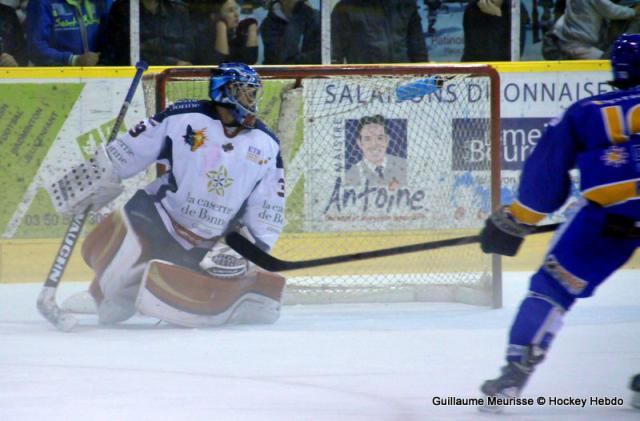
[47,63,286,327]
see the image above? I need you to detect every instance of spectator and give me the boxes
[461,0,528,62]
[26,0,112,66]
[102,0,195,66]
[539,0,556,27]
[344,115,407,190]
[260,0,320,64]
[0,3,26,66]
[425,0,441,36]
[192,0,258,65]
[331,0,428,64]
[552,0,640,59]
[603,0,640,57]
[0,0,27,25]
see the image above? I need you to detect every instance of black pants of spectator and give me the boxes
[461,1,527,62]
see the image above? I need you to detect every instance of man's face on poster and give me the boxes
[357,123,389,166]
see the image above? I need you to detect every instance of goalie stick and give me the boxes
[225,223,561,272]
[37,61,148,332]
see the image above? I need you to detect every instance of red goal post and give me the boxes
[146,64,502,307]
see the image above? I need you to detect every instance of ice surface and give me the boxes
[1,271,639,420]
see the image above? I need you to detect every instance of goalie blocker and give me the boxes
[46,145,124,217]
[81,190,285,327]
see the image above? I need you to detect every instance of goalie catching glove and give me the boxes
[480,205,535,257]
[47,145,124,217]
[199,240,254,279]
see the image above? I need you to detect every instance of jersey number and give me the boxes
[128,121,147,138]
[601,105,640,143]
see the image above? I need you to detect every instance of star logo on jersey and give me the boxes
[601,146,628,167]
[207,165,234,196]
[183,125,207,152]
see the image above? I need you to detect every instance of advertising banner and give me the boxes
[0,77,150,239]
[301,75,493,232]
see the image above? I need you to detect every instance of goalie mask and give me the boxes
[210,62,262,128]
[611,34,640,89]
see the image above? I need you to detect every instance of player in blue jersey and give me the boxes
[479,34,640,409]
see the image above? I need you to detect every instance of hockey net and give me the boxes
[147,65,502,307]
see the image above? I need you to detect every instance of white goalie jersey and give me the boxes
[107,100,285,250]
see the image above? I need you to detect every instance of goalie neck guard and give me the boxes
[611,34,640,89]
[210,62,262,128]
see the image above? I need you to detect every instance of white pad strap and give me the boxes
[47,145,123,216]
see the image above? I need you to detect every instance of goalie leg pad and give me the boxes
[135,260,286,327]
[83,209,147,324]
[82,210,129,279]
[81,191,217,324]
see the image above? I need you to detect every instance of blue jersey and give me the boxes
[26,0,112,66]
[512,86,640,224]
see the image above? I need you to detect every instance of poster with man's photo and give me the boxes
[343,116,408,190]
[301,76,494,232]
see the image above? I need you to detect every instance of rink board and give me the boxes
[5,231,640,284]
[1,230,486,283]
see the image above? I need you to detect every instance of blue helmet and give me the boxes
[210,62,262,128]
[611,34,640,88]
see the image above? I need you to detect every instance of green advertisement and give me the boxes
[0,83,83,238]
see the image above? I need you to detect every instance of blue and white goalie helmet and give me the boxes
[611,34,640,88]
[210,62,262,128]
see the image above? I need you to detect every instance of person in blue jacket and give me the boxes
[479,33,640,409]
[26,0,112,66]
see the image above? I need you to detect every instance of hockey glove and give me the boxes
[480,206,534,256]
[199,240,253,279]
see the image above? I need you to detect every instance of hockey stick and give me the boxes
[37,61,148,332]
[225,223,561,272]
